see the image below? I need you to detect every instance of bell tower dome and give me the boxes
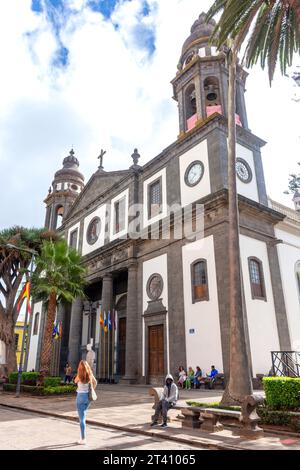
[44,149,85,230]
[172,12,249,136]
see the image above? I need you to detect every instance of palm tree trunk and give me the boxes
[221,48,253,406]
[40,291,57,376]
[0,311,17,374]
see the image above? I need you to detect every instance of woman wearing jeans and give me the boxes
[74,360,97,445]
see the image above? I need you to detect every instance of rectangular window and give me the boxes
[69,229,78,249]
[33,312,40,336]
[248,258,266,300]
[192,260,209,302]
[114,197,126,234]
[148,179,162,219]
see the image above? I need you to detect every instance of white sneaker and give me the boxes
[77,439,87,445]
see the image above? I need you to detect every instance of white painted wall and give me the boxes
[182,235,223,375]
[236,143,259,202]
[82,204,107,256]
[109,188,129,242]
[142,254,169,376]
[179,139,211,207]
[143,168,167,227]
[275,227,300,351]
[27,301,43,371]
[240,235,280,375]
[67,222,80,251]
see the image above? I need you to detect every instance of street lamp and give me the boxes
[5,244,38,398]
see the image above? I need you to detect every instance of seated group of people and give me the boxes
[178,365,219,389]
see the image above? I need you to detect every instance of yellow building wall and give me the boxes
[15,322,25,367]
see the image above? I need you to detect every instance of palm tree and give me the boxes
[0,227,55,373]
[206,0,300,405]
[31,239,86,376]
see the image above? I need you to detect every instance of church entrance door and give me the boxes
[148,324,164,384]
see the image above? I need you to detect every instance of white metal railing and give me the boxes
[268,198,300,223]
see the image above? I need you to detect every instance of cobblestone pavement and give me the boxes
[0,407,203,450]
[0,384,300,450]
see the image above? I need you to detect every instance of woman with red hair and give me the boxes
[74,360,97,445]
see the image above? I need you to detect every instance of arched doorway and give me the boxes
[115,294,127,377]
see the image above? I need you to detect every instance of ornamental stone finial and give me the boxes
[130,148,142,170]
[98,149,106,170]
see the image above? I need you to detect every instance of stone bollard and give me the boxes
[237,394,264,439]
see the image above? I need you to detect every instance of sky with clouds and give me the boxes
[0,0,299,231]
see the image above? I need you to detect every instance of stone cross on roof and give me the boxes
[98,149,106,170]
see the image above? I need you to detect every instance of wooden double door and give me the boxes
[148,324,164,384]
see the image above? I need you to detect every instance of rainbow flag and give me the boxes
[16,281,31,314]
[99,309,104,327]
[103,311,107,333]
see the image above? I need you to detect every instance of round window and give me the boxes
[86,217,101,245]
[146,273,164,301]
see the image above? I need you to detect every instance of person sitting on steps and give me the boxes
[151,374,178,428]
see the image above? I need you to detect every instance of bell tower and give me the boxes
[44,149,85,230]
[171,12,249,136]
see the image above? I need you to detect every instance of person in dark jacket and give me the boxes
[151,374,178,428]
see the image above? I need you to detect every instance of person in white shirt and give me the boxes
[151,374,178,428]
[74,360,97,445]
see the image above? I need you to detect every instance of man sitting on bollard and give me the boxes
[150,374,178,428]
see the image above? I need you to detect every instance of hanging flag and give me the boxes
[52,322,58,339]
[103,311,107,333]
[108,311,111,331]
[52,321,62,340]
[58,321,63,339]
[99,308,104,327]
[16,281,31,314]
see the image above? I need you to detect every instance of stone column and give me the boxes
[121,263,138,384]
[97,274,113,380]
[267,243,291,351]
[177,89,185,135]
[68,297,83,373]
[194,74,202,121]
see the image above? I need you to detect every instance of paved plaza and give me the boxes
[0,384,300,450]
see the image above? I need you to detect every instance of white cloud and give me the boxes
[0,0,299,230]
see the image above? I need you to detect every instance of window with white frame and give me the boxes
[148,178,162,219]
[69,228,78,249]
[113,196,126,234]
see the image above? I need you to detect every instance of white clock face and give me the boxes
[236,159,252,183]
[185,161,204,187]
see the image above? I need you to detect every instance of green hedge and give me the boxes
[263,377,300,410]
[8,372,39,385]
[43,385,76,395]
[3,384,44,395]
[3,383,76,395]
[257,407,300,432]
[44,377,62,388]
[186,401,241,411]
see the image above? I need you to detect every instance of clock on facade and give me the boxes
[86,217,101,245]
[146,273,164,301]
[184,160,204,187]
[236,158,252,183]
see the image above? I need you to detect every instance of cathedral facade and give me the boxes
[27,13,300,384]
